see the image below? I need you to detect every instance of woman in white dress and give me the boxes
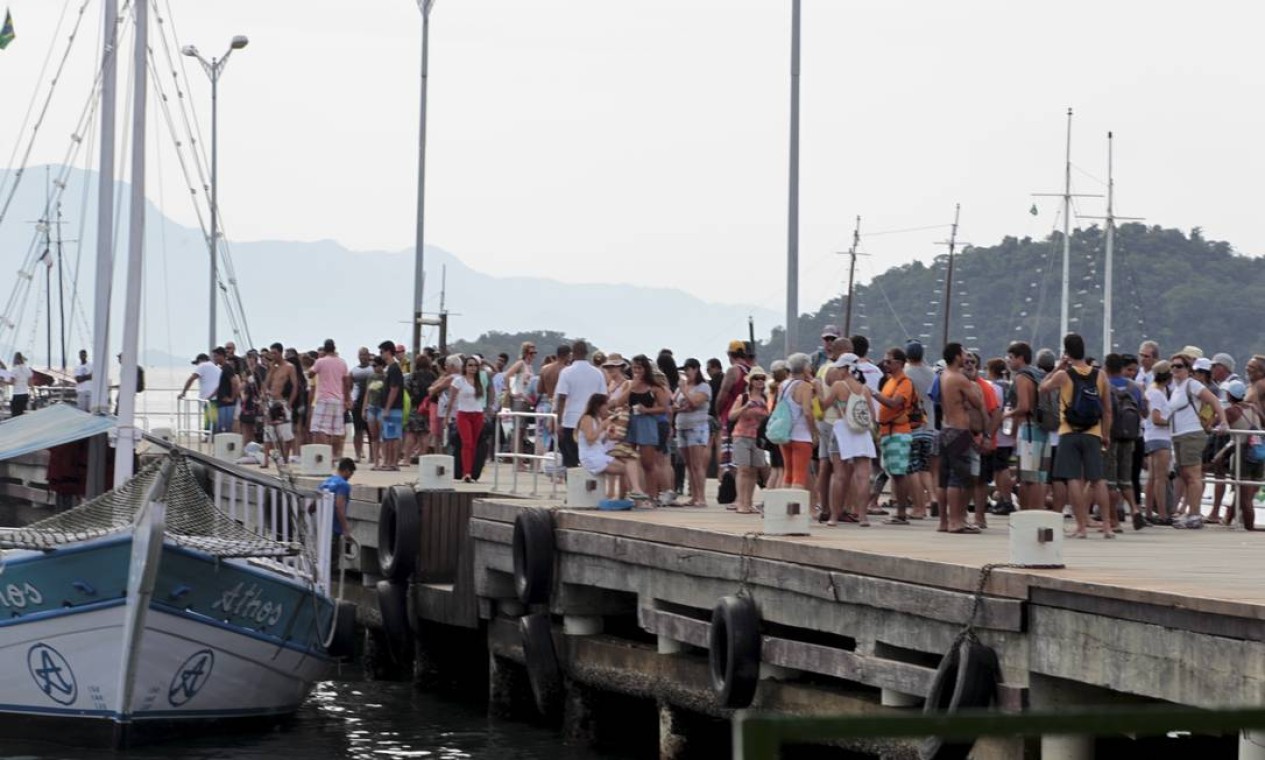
[823,353,876,526]
[578,393,649,502]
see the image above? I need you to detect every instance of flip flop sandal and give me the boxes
[884,517,911,526]
[948,525,981,534]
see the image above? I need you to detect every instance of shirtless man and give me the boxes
[938,342,984,534]
[536,344,570,462]
[262,343,299,468]
[1247,355,1265,417]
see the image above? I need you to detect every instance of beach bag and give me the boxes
[844,390,872,432]
[1110,386,1141,441]
[765,382,796,445]
[1064,368,1102,432]
[1242,407,1265,464]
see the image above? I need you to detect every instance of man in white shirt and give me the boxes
[179,353,222,431]
[553,340,607,468]
[74,349,93,411]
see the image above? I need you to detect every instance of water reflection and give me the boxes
[0,679,617,760]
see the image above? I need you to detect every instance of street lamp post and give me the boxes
[183,35,248,352]
[412,0,435,359]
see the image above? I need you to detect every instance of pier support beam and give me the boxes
[488,653,530,720]
[1241,730,1265,760]
[1031,674,1098,760]
[880,688,922,707]
[657,635,684,655]
[564,614,604,636]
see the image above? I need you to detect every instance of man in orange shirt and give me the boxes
[874,347,918,524]
[965,352,1002,528]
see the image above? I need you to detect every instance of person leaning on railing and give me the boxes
[1213,380,1263,530]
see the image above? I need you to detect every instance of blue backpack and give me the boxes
[765,381,797,445]
[1063,367,1103,432]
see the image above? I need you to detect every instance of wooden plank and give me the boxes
[554,528,1024,632]
[761,636,936,697]
[1031,587,1265,643]
[469,518,514,544]
[637,606,937,697]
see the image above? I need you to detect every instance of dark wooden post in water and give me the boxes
[937,203,963,349]
[840,216,863,337]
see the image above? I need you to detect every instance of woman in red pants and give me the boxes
[443,356,489,482]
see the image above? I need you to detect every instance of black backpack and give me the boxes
[1110,385,1142,441]
[1064,367,1103,432]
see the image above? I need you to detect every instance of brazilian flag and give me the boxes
[0,9,13,50]
[0,10,14,50]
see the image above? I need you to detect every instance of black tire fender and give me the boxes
[919,638,1000,760]
[520,611,562,718]
[709,595,761,709]
[513,508,555,605]
[327,600,358,660]
[378,486,420,582]
[376,579,412,665]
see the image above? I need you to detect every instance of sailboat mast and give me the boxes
[940,203,962,349]
[114,0,149,484]
[42,169,51,369]
[56,201,67,372]
[1102,132,1114,358]
[1060,107,1072,338]
[87,0,119,497]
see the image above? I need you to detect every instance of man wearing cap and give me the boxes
[180,351,222,433]
[74,349,93,411]
[1210,353,1241,402]
[812,326,842,374]
[715,340,754,481]
[1216,379,1261,530]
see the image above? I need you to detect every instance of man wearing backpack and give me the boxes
[1004,342,1047,511]
[1040,333,1116,539]
[1105,353,1145,530]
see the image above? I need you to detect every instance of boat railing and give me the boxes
[146,437,335,593]
[492,409,561,498]
[1201,426,1265,491]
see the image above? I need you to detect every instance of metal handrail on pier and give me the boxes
[492,409,560,498]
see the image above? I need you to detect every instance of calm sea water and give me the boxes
[0,678,619,760]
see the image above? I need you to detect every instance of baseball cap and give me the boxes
[1212,352,1236,372]
[191,353,210,365]
[1225,379,1247,400]
[820,325,841,339]
[835,352,859,368]
[1192,357,1213,373]
[746,366,768,381]
[727,340,747,354]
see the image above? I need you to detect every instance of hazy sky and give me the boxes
[2,0,1263,326]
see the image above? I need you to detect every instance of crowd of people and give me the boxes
[14,328,1262,534]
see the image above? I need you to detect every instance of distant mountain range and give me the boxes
[0,166,778,367]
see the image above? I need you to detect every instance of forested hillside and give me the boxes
[763,224,1265,361]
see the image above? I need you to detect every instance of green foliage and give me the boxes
[762,224,1265,362]
[447,330,590,362]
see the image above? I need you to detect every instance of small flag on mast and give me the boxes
[38,250,53,270]
[1029,203,1039,216]
[0,9,15,50]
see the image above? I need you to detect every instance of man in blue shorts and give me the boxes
[378,340,405,471]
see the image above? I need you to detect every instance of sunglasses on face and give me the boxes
[1172,363,1187,370]
[822,336,836,342]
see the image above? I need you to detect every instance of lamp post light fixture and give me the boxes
[182,34,249,351]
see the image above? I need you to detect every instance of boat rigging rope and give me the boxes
[0,0,94,234]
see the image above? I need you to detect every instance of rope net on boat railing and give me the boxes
[0,453,304,558]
